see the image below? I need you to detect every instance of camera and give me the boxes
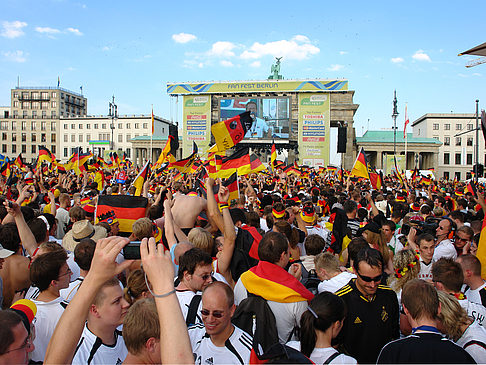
[402,217,440,237]
[123,241,141,260]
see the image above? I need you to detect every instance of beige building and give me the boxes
[412,113,480,180]
[1,87,87,162]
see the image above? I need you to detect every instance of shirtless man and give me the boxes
[171,187,207,233]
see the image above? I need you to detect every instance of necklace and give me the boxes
[412,325,440,334]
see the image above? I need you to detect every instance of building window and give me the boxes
[41,102,49,109]
[71,135,75,142]
[94,124,98,129]
[12,133,16,142]
[468,124,473,130]
[135,123,139,129]
[32,102,39,109]
[11,145,16,154]
[41,134,46,142]
[51,134,56,142]
[456,137,461,146]
[51,101,57,108]
[79,135,83,142]
[71,124,75,129]
[87,124,90,129]
[31,134,36,142]
[64,134,68,142]
[13,92,18,98]
[102,124,106,129]
[64,148,68,157]
[467,137,473,146]
[41,121,46,131]
[86,134,90,142]
[21,145,26,153]
[52,92,57,98]
[444,153,450,165]
[2,145,6,153]
[0,122,6,130]
[118,123,123,129]
[162,128,165,133]
[42,111,46,118]
[126,149,131,158]
[467,153,473,165]
[32,110,37,118]
[21,133,26,142]
[79,124,83,129]
[31,121,36,130]
[444,123,450,130]
[51,145,56,154]
[126,134,131,142]
[456,123,462,130]
[21,121,26,130]
[1,133,5,141]
[126,123,130,129]
[51,122,56,130]
[118,134,123,142]
[433,135,439,141]
[143,123,148,129]
[455,153,461,165]
[31,145,36,153]
[11,121,16,130]
[444,137,450,146]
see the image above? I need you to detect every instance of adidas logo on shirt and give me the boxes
[354,317,362,324]
[205,357,214,364]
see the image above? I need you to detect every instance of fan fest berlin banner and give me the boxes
[182,95,211,156]
[298,93,330,167]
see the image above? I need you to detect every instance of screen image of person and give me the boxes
[245,101,271,139]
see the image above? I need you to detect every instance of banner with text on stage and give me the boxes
[168,80,348,94]
[182,95,212,157]
[298,93,330,167]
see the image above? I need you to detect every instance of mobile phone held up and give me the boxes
[123,241,141,260]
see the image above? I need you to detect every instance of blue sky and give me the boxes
[1,0,485,139]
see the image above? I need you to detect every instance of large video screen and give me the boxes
[219,97,290,140]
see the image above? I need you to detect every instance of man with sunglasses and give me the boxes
[433,218,457,261]
[336,247,399,364]
[0,310,35,365]
[188,282,252,364]
[454,226,474,257]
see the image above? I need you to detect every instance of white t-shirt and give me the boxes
[459,298,486,327]
[31,297,68,362]
[318,271,356,294]
[188,323,252,365]
[55,207,70,239]
[286,341,357,364]
[72,324,127,365]
[418,259,433,281]
[60,277,84,302]
[465,281,486,307]
[176,289,203,325]
[433,239,457,261]
[456,321,486,363]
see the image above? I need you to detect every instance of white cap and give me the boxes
[0,243,14,259]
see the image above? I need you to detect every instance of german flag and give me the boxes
[351,147,369,179]
[466,181,478,198]
[95,195,148,237]
[215,154,223,172]
[155,135,174,168]
[270,142,277,171]
[38,146,53,164]
[169,142,198,173]
[14,154,25,170]
[249,154,266,174]
[218,148,251,178]
[132,160,151,196]
[211,111,253,151]
[477,207,486,278]
[222,171,239,204]
[369,167,382,189]
[421,175,432,186]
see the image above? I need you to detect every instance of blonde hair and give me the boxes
[387,249,420,293]
[437,290,470,341]
[123,298,159,355]
[365,230,391,263]
[188,227,214,255]
[123,269,149,305]
[314,252,340,274]
[132,218,153,240]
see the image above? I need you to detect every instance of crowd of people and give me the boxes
[0,162,486,364]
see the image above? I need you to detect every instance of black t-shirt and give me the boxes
[377,332,476,364]
[335,279,400,364]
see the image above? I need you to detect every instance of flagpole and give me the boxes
[151,104,153,167]
[405,103,408,172]
[475,100,479,184]
[392,91,399,171]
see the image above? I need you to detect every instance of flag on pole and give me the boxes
[404,104,409,138]
[38,146,53,164]
[151,106,155,135]
[351,147,370,179]
[132,160,151,196]
[270,142,277,171]
[211,111,253,152]
[169,142,198,173]
[481,110,486,147]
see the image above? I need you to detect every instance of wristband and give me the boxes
[145,271,176,298]
[219,203,229,212]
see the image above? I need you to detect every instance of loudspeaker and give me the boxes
[337,127,347,153]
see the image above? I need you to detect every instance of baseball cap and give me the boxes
[0,243,14,259]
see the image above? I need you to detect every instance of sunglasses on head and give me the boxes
[201,309,224,318]
[357,271,382,283]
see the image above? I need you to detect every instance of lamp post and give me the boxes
[108,96,117,151]
[392,90,399,167]
[475,100,479,183]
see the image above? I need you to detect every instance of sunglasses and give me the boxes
[356,271,382,283]
[201,309,224,318]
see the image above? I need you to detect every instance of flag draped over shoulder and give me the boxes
[240,261,313,303]
[477,212,486,278]
[211,111,253,151]
[351,147,369,179]
[95,195,148,237]
[131,160,151,196]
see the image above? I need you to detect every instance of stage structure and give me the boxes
[167,79,359,169]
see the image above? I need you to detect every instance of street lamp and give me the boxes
[392,90,399,167]
[108,96,117,151]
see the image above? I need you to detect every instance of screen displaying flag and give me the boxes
[95,195,148,237]
[351,147,369,179]
[211,111,253,151]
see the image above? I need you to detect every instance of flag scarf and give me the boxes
[211,111,253,151]
[132,160,151,196]
[270,143,277,171]
[240,261,314,303]
[95,195,148,237]
[351,147,369,179]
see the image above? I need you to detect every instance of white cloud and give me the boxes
[220,60,233,67]
[250,61,261,68]
[327,64,344,71]
[66,27,83,36]
[412,50,431,62]
[3,50,27,62]
[1,21,27,38]
[208,41,236,57]
[339,51,348,55]
[240,35,319,60]
[473,73,482,77]
[35,26,61,36]
[102,46,111,51]
[172,32,196,44]
[391,57,404,63]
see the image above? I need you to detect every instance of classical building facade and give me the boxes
[412,113,480,180]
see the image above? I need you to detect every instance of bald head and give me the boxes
[174,242,193,265]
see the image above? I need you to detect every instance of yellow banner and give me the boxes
[298,93,330,167]
[168,79,348,94]
[182,95,212,156]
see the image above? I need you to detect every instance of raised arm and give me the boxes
[4,201,38,257]
[163,196,177,250]
[215,186,236,286]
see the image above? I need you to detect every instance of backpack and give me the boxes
[231,292,280,358]
[300,263,320,295]
[185,294,202,327]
